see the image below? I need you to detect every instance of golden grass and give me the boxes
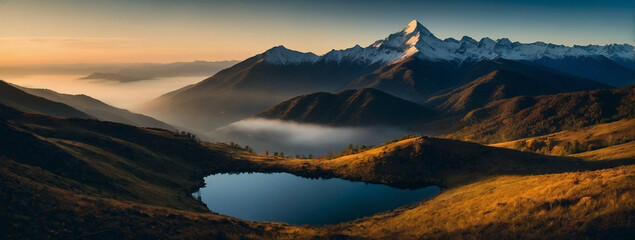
[242,136,595,189]
[333,164,635,239]
[491,118,635,156]
[4,155,632,239]
[572,141,635,161]
[2,108,634,239]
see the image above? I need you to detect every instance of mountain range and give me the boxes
[0,80,174,130]
[2,101,633,239]
[2,19,635,240]
[449,85,635,142]
[79,60,239,82]
[142,20,632,131]
[0,80,91,119]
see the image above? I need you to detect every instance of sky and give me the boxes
[1,0,633,65]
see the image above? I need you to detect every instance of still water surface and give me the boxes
[196,172,440,225]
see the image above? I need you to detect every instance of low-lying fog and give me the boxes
[207,118,412,156]
[1,74,203,109]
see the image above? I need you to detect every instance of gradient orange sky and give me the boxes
[1,0,633,66]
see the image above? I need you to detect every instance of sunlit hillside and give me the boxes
[2,1,634,239]
[491,118,635,156]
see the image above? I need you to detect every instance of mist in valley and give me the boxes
[0,74,206,110]
[207,118,412,156]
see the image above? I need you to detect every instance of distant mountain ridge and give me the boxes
[0,80,91,119]
[144,20,630,131]
[81,72,146,82]
[258,20,633,67]
[256,88,434,126]
[320,20,633,66]
[423,59,609,113]
[17,85,175,130]
[79,60,239,82]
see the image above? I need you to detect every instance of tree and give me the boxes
[295,154,300,158]
[308,154,313,159]
[280,152,284,157]
[274,152,279,157]
[264,150,269,156]
[244,145,253,153]
[572,140,582,154]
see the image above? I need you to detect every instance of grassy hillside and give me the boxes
[333,164,635,239]
[490,118,635,155]
[231,136,633,189]
[0,80,91,118]
[0,158,308,239]
[1,104,633,239]
[446,85,635,143]
[0,104,242,212]
[572,141,635,162]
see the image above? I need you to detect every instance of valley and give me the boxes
[1,104,633,239]
[1,8,634,239]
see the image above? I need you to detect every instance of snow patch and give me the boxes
[255,20,634,67]
[260,46,320,65]
[319,20,635,65]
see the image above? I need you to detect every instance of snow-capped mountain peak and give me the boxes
[320,20,444,64]
[403,20,434,37]
[260,45,319,65]
[256,20,633,67]
[371,20,438,49]
[319,20,635,65]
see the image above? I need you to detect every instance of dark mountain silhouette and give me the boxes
[446,85,635,143]
[141,20,627,132]
[80,72,146,82]
[347,57,468,102]
[529,55,635,87]
[79,60,240,82]
[142,46,380,131]
[256,88,434,126]
[144,53,610,132]
[424,59,610,113]
[17,85,175,130]
[0,80,91,118]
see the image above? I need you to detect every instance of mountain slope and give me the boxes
[447,85,635,143]
[17,85,175,130]
[1,104,633,239]
[143,20,630,131]
[347,57,466,102]
[0,80,91,118]
[0,103,233,212]
[322,20,634,66]
[423,59,609,113]
[258,137,588,188]
[529,56,635,87]
[143,47,380,131]
[334,164,635,239]
[256,88,434,126]
[490,118,635,156]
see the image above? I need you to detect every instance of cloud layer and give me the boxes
[208,118,411,156]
